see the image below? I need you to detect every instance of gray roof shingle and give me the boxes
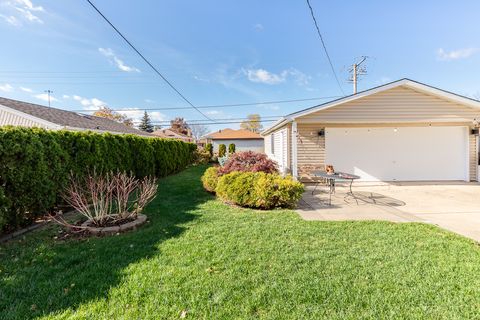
[0,97,152,136]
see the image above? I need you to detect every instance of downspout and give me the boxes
[291,121,298,180]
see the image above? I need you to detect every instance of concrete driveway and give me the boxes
[298,182,480,242]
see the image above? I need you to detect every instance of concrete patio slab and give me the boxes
[297,182,480,241]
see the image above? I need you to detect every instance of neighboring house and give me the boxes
[204,128,264,153]
[152,128,194,142]
[0,97,151,136]
[262,79,480,182]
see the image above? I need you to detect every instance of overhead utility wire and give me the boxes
[70,95,341,112]
[85,0,214,121]
[134,119,278,126]
[305,0,345,95]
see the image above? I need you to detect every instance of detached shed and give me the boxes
[262,79,480,182]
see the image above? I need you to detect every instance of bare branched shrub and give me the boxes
[59,171,158,227]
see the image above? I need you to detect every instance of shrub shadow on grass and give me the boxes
[0,166,212,319]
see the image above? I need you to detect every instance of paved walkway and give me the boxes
[297,182,480,241]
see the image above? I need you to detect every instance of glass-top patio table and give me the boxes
[312,171,361,206]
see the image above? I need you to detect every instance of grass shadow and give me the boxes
[0,165,211,319]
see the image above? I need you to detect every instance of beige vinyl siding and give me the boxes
[296,123,325,181]
[298,86,479,124]
[469,135,477,181]
[0,108,53,128]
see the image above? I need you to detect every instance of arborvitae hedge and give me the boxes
[0,127,197,232]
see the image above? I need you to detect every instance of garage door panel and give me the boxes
[325,127,467,181]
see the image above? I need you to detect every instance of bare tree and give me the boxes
[190,124,209,141]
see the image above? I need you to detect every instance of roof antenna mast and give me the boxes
[44,89,53,107]
[348,57,368,94]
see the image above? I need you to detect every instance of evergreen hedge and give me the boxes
[0,127,196,232]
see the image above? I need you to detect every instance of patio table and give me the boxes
[312,171,361,206]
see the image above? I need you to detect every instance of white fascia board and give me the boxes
[261,118,291,136]
[0,104,62,129]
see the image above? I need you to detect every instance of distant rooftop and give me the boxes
[204,128,262,140]
[0,97,150,136]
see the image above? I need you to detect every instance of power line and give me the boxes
[135,119,278,126]
[132,116,283,124]
[84,0,214,121]
[305,0,345,96]
[70,95,341,112]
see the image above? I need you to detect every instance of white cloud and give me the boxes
[243,68,310,85]
[62,94,70,99]
[436,48,479,61]
[71,94,106,110]
[254,23,264,31]
[144,99,154,103]
[0,14,20,26]
[2,0,45,25]
[34,93,59,102]
[19,86,32,92]
[98,48,140,72]
[0,83,13,92]
[15,0,44,12]
[205,110,220,115]
[118,108,167,122]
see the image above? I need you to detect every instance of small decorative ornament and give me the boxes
[325,165,335,175]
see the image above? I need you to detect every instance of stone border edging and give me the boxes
[81,214,147,235]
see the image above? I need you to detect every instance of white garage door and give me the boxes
[325,126,468,181]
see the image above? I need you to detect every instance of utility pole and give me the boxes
[44,89,53,107]
[348,57,368,94]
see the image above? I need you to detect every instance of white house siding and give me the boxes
[265,126,289,174]
[212,139,264,153]
[0,108,53,128]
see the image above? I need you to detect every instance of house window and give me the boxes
[270,133,275,154]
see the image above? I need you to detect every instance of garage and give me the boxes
[261,79,480,182]
[325,126,469,181]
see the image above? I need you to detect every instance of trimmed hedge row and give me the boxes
[0,127,197,232]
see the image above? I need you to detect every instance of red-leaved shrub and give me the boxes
[218,151,278,175]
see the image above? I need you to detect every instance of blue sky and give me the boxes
[0,0,479,131]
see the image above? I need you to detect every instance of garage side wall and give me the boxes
[469,135,478,181]
[264,124,291,174]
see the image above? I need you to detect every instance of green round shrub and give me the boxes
[216,171,304,209]
[201,167,220,193]
[216,171,257,206]
[218,144,226,157]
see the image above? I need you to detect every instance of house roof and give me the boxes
[152,128,193,141]
[204,128,263,140]
[0,97,151,136]
[261,78,480,135]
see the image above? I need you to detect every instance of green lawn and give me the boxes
[2,166,480,319]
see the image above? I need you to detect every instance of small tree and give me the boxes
[93,106,133,127]
[170,117,190,135]
[218,144,226,157]
[205,143,213,157]
[240,114,263,133]
[139,111,154,133]
[190,124,209,141]
[228,143,236,154]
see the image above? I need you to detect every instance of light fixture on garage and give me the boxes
[393,128,398,132]
[471,128,479,135]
